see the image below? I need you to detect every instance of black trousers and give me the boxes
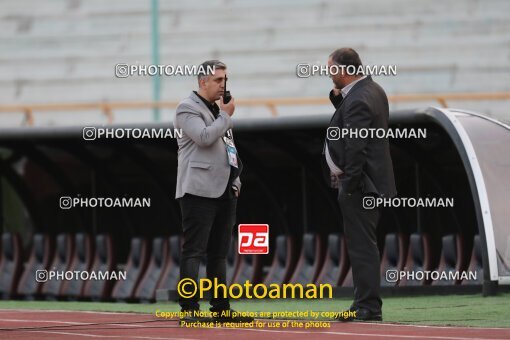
[178,194,237,311]
[338,188,382,313]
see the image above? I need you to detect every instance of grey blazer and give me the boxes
[174,91,241,199]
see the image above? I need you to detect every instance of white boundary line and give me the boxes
[0,310,510,340]
[0,318,151,328]
[223,327,508,340]
[267,318,510,331]
[1,310,509,330]
[21,330,195,340]
[0,308,146,315]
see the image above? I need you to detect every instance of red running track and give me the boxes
[0,309,508,339]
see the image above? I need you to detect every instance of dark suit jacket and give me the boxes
[325,76,397,198]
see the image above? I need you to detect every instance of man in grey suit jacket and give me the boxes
[174,60,249,323]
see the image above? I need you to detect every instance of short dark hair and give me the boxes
[329,48,363,69]
[197,60,227,83]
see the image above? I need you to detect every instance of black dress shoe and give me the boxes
[212,309,254,323]
[337,307,382,322]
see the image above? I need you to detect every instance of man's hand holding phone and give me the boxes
[220,96,235,116]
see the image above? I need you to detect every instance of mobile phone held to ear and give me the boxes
[224,76,232,104]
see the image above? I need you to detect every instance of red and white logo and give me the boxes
[238,224,269,254]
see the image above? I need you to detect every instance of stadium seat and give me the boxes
[111,237,149,301]
[82,234,116,301]
[17,233,52,299]
[0,233,23,299]
[60,233,94,299]
[432,234,465,285]
[289,233,326,284]
[196,238,241,283]
[42,233,75,299]
[342,267,354,287]
[462,235,483,285]
[134,237,168,301]
[198,236,247,285]
[157,235,181,291]
[315,233,350,286]
[231,252,264,284]
[399,233,432,286]
[263,235,299,285]
[226,239,240,285]
[380,233,408,286]
[338,241,354,288]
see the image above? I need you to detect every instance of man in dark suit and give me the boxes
[324,48,397,321]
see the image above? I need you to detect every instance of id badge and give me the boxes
[223,136,238,168]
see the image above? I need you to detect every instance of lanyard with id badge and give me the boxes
[223,129,238,168]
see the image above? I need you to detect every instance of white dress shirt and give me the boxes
[325,76,367,177]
